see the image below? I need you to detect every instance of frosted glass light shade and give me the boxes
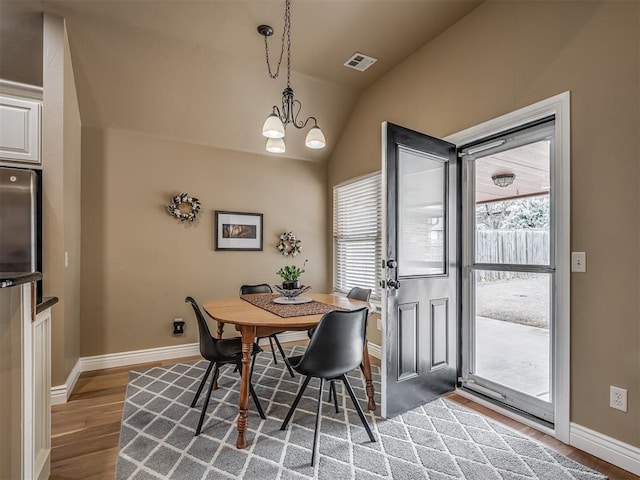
[305,126,326,149]
[266,137,286,153]
[262,113,285,138]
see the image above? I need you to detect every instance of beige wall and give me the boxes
[0,1,43,86]
[80,127,328,356]
[329,1,640,448]
[43,15,82,386]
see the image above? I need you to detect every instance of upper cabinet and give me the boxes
[0,80,43,165]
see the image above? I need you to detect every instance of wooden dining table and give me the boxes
[203,292,377,449]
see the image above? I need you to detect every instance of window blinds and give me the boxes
[333,173,382,300]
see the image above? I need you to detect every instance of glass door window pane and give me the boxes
[474,140,551,266]
[397,146,446,277]
[474,270,551,401]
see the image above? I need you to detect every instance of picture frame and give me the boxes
[214,211,263,251]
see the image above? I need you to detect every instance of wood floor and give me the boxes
[50,351,638,480]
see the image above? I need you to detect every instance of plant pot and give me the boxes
[282,280,299,290]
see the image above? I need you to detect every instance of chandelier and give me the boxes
[258,0,326,154]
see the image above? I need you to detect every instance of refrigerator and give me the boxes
[0,166,42,299]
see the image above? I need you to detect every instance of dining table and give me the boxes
[203,292,377,449]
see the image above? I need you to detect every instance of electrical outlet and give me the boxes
[377,318,382,331]
[173,318,185,335]
[610,386,627,412]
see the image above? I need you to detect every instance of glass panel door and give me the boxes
[462,118,556,423]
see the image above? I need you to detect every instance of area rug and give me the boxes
[115,346,606,480]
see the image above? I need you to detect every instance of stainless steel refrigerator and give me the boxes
[0,167,41,295]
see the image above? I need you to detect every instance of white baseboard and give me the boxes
[51,332,312,404]
[570,423,640,475]
[258,331,309,346]
[50,358,82,406]
[367,342,382,359]
[81,342,201,372]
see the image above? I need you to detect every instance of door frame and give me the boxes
[446,92,571,442]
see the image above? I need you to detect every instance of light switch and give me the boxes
[571,252,586,272]
[64,251,69,268]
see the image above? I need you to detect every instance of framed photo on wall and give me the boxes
[215,211,263,251]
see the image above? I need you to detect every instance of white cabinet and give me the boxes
[0,80,42,165]
[0,282,51,480]
[32,307,51,480]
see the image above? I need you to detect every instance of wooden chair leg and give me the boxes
[191,361,213,408]
[195,364,219,436]
[281,376,311,430]
[311,378,325,466]
[341,374,375,442]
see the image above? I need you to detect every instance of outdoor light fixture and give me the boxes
[492,173,516,188]
[258,0,326,153]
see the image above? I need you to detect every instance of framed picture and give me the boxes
[215,211,263,251]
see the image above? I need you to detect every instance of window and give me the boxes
[333,173,382,299]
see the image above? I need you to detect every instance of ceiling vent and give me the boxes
[343,52,377,72]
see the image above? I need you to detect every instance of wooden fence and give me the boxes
[476,230,549,282]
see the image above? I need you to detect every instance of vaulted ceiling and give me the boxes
[5,0,482,161]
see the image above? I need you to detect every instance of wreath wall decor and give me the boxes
[166,192,201,222]
[277,231,302,257]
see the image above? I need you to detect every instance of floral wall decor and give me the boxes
[166,192,201,222]
[277,231,302,256]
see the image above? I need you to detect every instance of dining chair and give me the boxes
[307,286,372,408]
[185,296,266,436]
[240,283,295,378]
[281,307,376,466]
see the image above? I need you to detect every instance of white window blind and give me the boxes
[333,173,382,300]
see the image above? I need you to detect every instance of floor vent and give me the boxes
[343,52,377,72]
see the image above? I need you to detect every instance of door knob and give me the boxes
[386,279,401,289]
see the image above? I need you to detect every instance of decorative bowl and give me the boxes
[273,284,311,299]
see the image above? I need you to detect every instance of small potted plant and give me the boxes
[276,259,307,290]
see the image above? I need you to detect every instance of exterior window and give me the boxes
[333,173,382,299]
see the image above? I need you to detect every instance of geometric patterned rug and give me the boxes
[115,345,607,480]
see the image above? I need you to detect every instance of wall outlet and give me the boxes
[173,317,185,335]
[610,385,627,412]
[377,318,382,331]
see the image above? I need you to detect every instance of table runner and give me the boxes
[240,293,346,318]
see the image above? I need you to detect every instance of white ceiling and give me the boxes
[9,0,483,161]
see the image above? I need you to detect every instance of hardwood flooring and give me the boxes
[50,351,638,480]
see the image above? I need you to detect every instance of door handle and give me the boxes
[386,279,401,290]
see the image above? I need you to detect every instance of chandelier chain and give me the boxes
[263,0,292,81]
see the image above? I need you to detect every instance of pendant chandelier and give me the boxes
[258,0,326,154]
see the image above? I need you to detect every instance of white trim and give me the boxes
[81,343,201,372]
[0,79,43,101]
[446,92,571,443]
[258,330,309,346]
[51,332,313,403]
[570,423,640,476]
[50,358,82,406]
[367,341,382,360]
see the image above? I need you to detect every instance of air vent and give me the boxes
[343,52,377,72]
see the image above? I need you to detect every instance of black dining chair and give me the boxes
[281,307,376,466]
[307,286,372,409]
[185,296,266,436]
[240,283,295,378]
